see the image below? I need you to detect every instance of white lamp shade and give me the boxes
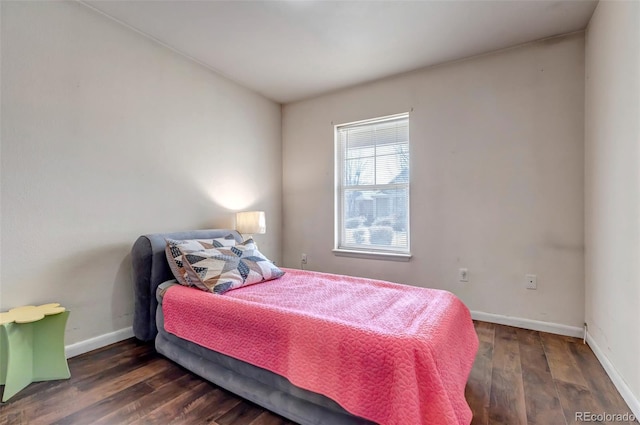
[236,211,266,235]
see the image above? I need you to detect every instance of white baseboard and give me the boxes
[586,332,640,419]
[471,310,584,338]
[65,326,134,359]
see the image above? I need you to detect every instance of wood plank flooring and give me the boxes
[1,321,636,425]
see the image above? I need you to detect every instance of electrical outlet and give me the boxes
[459,268,468,282]
[525,274,537,290]
[301,253,308,264]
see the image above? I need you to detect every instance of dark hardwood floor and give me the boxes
[1,321,636,425]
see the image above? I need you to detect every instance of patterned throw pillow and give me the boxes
[165,236,237,286]
[177,242,285,294]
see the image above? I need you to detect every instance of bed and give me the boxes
[132,229,479,425]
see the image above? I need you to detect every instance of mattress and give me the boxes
[161,269,479,425]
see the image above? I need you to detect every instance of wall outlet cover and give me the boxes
[459,268,469,282]
[526,274,537,290]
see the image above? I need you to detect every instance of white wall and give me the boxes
[0,1,282,345]
[283,34,585,328]
[585,0,640,414]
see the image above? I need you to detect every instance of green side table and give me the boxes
[0,304,71,402]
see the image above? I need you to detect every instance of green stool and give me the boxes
[0,304,71,402]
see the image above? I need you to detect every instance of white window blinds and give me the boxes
[336,113,410,253]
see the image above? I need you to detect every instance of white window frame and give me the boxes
[334,113,411,260]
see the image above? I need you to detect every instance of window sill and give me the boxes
[332,249,412,262]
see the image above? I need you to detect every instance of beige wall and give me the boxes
[0,1,282,344]
[283,33,585,328]
[585,0,640,412]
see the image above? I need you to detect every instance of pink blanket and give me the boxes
[163,268,478,425]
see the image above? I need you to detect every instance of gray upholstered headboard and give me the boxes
[131,229,243,341]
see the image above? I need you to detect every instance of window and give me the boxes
[335,113,410,256]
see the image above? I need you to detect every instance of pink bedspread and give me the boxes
[162,268,478,425]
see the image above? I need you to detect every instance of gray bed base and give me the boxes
[132,229,374,425]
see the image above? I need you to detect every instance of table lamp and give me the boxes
[236,211,266,240]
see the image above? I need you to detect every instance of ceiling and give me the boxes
[84,0,598,104]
